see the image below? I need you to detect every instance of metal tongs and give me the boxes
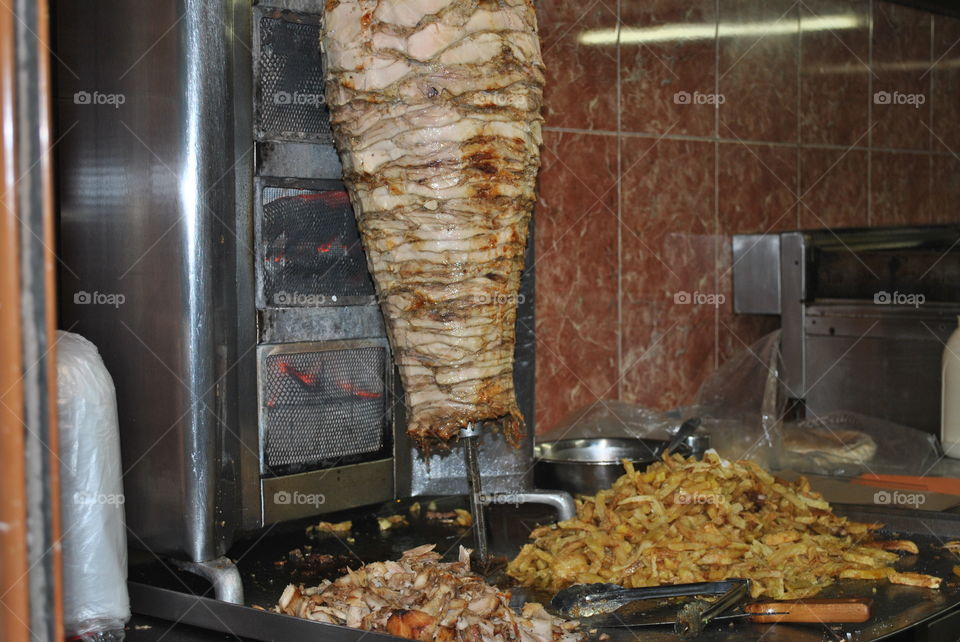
[552,579,750,637]
[653,417,702,459]
[552,580,871,636]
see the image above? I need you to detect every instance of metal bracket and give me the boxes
[484,490,576,522]
[171,556,244,604]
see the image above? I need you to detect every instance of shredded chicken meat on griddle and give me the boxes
[321,0,544,446]
[276,544,583,641]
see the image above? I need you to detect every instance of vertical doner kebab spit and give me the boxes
[322,1,545,557]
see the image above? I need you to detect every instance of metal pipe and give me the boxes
[460,424,487,561]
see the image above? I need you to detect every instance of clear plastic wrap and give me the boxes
[539,330,940,479]
[779,411,941,477]
[693,330,941,476]
[535,400,680,443]
[56,331,129,640]
[691,331,785,468]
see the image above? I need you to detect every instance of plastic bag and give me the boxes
[56,331,129,640]
[779,411,941,477]
[691,331,785,468]
[536,400,680,443]
[693,331,940,476]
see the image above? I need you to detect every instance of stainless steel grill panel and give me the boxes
[261,345,389,472]
[260,186,375,307]
[255,9,331,142]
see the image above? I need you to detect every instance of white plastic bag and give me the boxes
[56,331,129,639]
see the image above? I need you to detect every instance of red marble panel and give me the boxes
[620,0,718,137]
[931,15,960,154]
[535,130,619,433]
[799,0,871,145]
[870,151,932,225]
[871,2,932,151]
[536,0,619,131]
[931,153,960,224]
[799,148,869,229]
[621,138,716,303]
[718,0,799,143]
[718,142,799,234]
[621,300,719,411]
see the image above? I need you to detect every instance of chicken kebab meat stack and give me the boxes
[322,0,544,449]
[321,0,546,571]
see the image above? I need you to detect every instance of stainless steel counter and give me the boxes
[128,496,960,642]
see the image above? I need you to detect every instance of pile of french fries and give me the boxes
[507,452,940,599]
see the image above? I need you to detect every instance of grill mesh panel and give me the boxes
[263,347,388,470]
[261,187,375,306]
[256,13,332,141]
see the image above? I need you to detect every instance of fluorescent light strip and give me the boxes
[578,15,866,46]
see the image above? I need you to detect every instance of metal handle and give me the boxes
[484,490,576,522]
[656,417,702,458]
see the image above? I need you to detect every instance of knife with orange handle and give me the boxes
[743,598,872,624]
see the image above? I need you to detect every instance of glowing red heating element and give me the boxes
[266,360,381,408]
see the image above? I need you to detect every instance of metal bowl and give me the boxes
[533,436,708,497]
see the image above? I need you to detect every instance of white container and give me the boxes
[942,317,960,459]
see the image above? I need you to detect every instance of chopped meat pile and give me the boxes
[276,544,582,641]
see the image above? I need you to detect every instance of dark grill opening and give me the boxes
[262,346,390,473]
[256,10,332,142]
[260,187,375,306]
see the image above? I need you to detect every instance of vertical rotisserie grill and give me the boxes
[261,345,389,473]
[55,0,540,605]
[260,188,375,306]
[255,10,331,142]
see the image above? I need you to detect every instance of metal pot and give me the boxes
[533,435,708,497]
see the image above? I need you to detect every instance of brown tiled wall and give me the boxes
[533,0,960,433]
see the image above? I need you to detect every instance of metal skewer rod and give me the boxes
[460,423,488,561]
